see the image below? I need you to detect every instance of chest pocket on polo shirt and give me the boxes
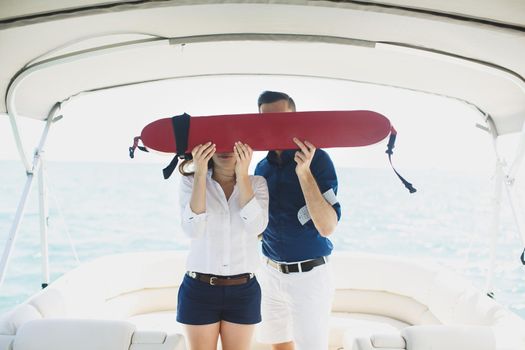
[297,189,338,226]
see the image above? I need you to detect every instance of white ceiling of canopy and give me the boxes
[1,0,524,135]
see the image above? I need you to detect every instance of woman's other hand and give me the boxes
[234,142,253,179]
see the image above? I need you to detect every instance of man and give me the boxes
[255,91,341,350]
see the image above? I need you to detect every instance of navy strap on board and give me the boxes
[162,113,191,179]
[128,113,192,179]
[128,136,148,159]
[385,127,417,193]
[521,248,525,265]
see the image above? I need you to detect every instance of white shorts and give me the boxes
[256,258,335,350]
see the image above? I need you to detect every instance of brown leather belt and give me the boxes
[266,256,327,274]
[186,271,254,286]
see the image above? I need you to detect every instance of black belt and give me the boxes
[266,256,327,274]
[186,271,254,286]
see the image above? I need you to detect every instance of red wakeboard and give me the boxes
[129,110,415,193]
[139,110,392,154]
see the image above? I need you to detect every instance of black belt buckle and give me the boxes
[279,263,291,274]
[301,261,314,272]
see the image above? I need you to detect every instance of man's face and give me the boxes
[259,99,293,113]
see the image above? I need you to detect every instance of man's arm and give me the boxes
[293,138,338,237]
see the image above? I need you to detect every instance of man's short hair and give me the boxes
[257,91,296,111]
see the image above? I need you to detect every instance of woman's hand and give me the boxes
[234,142,255,208]
[191,142,215,177]
[234,142,253,179]
[293,138,316,177]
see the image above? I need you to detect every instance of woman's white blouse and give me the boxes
[179,171,269,276]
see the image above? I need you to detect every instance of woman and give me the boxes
[177,141,269,350]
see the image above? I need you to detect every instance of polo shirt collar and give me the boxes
[267,150,296,165]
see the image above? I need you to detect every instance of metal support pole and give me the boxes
[38,152,50,289]
[7,108,31,172]
[485,158,503,296]
[483,115,505,296]
[508,119,525,181]
[502,180,525,257]
[0,105,59,289]
[504,120,525,257]
[503,176,525,261]
[486,116,525,269]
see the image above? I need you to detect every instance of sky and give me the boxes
[0,75,523,176]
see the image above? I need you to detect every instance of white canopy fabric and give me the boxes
[1,0,525,135]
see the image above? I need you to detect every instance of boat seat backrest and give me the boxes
[29,252,185,320]
[0,304,42,336]
[0,252,185,338]
[332,289,439,325]
[330,252,505,326]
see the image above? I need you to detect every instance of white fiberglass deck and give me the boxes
[1,250,524,350]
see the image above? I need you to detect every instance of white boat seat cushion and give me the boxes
[331,312,407,347]
[0,336,14,350]
[350,333,406,350]
[0,304,42,335]
[130,330,186,350]
[401,325,496,350]
[371,333,406,348]
[12,319,135,350]
[127,311,183,335]
[349,325,497,350]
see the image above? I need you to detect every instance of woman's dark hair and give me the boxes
[257,91,296,111]
[178,158,214,176]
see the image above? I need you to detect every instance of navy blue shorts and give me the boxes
[176,273,261,325]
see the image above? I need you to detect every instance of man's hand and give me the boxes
[293,138,337,236]
[293,138,316,177]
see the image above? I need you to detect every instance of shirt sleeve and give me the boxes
[239,176,269,236]
[179,175,207,238]
[311,150,342,221]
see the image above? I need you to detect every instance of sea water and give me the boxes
[0,160,524,319]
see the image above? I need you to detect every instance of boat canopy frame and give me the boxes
[2,76,525,295]
[1,0,525,297]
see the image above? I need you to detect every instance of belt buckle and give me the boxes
[209,276,218,285]
[279,264,289,274]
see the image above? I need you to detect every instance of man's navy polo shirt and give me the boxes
[255,149,341,262]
